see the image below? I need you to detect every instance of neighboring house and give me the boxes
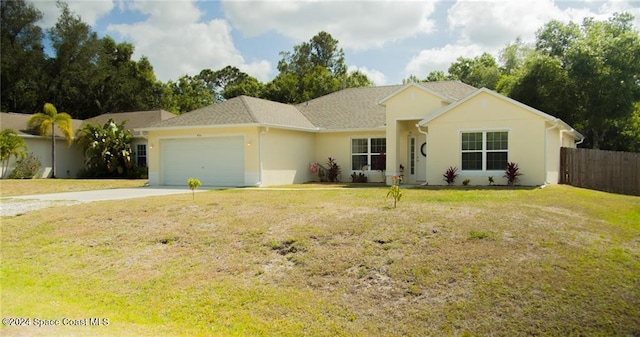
[138,82,584,187]
[0,109,175,178]
[82,109,175,168]
[0,112,84,178]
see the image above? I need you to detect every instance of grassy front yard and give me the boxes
[1,185,639,336]
[0,179,148,197]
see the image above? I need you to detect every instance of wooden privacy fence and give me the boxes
[560,147,640,196]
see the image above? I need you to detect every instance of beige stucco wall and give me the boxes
[261,128,316,186]
[315,130,386,183]
[1,137,84,178]
[546,127,580,184]
[145,126,260,186]
[425,91,552,186]
[382,85,450,182]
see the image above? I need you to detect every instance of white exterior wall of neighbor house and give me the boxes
[315,131,387,183]
[261,128,316,186]
[426,91,552,186]
[2,137,84,178]
[145,126,261,186]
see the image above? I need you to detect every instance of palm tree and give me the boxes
[27,103,73,178]
[0,129,28,178]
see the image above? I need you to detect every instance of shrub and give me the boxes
[386,175,403,208]
[350,171,368,183]
[76,119,134,178]
[128,165,148,179]
[504,162,522,186]
[187,177,202,200]
[9,153,41,179]
[326,157,340,182]
[318,169,326,182]
[462,178,470,186]
[488,176,494,185]
[443,166,458,186]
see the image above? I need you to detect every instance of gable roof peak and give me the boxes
[378,80,477,105]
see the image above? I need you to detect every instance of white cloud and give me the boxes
[107,0,272,82]
[599,0,640,28]
[221,0,438,50]
[29,0,114,28]
[404,0,640,81]
[348,65,387,86]
[405,44,486,79]
[447,0,559,47]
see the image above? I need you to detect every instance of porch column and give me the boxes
[385,121,400,185]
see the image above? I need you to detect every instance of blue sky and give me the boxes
[29,0,640,85]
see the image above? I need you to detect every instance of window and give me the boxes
[136,144,147,167]
[461,131,508,171]
[351,138,386,170]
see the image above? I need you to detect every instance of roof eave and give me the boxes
[316,126,386,133]
[136,123,319,133]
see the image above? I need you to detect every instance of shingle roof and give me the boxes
[83,109,175,129]
[0,112,84,138]
[296,81,477,130]
[296,85,402,130]
[147,96,316,130]
[418,81,477,101]
[142,81,477,131]
[83,109,175,135]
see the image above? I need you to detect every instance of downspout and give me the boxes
[544,119,559,185]
[416,123,428,185]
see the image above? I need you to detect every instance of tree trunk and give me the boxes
[51,123,56,178]
[591,129,605,150]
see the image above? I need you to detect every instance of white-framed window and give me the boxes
[461,131,508,171]
[136,144,147,167]
[351,137,386,170]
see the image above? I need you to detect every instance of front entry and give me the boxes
[407,135,427,184]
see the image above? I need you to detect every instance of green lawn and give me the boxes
[1,185,639,336]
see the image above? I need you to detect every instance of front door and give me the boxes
[408,135,427,183]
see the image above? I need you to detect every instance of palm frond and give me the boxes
[27,113,53,137]
[54,112,74,144]
[43,102,58,117]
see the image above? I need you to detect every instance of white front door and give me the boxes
[408,135,427,183]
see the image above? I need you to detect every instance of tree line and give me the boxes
[1,1,371,119]
[405,14,640,151]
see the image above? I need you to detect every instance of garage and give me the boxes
[161,136,244,186]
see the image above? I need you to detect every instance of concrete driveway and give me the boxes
[1,187,208,216]
[9,187,204,202]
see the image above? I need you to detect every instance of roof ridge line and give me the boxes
[238,96,259,123]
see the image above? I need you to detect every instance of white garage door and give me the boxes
[161,136,244,186]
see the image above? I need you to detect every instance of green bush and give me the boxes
[443,166,458,185]
[326,157,340,182]
[9,153,41,179]
[350,171,367,183]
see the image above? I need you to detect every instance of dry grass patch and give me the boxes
[0,179,147,197]
[1,185,639,336]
